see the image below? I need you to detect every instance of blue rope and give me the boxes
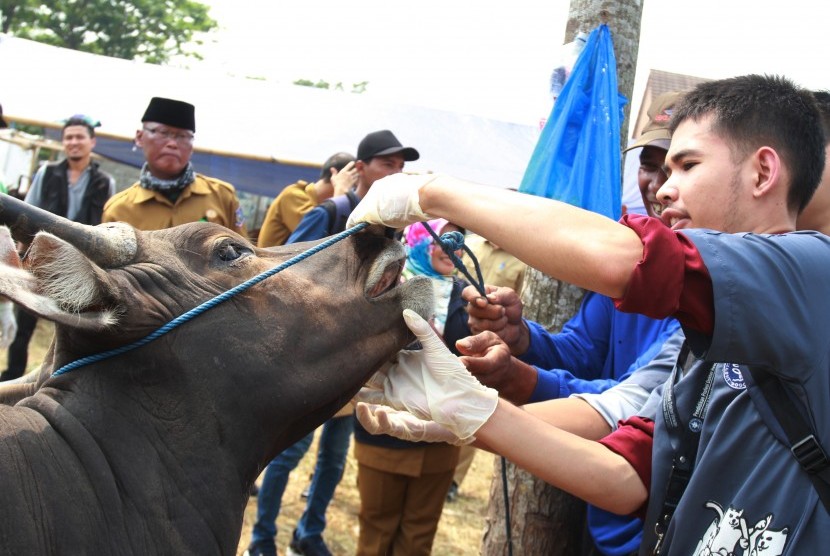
[422,221,513,556]
[420,222,486,296]
[51,222,370,377]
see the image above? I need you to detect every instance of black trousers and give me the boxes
[0,305,38,381]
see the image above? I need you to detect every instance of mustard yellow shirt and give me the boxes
[257,181,319,247]
[461,234,526,292]
[102,174,247,236]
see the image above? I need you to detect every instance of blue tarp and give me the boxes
[519,24,626,220]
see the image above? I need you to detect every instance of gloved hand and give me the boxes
[355,402,473,446]
[346,173,439,229]
[0,300,17,349]
[356,309,498,441]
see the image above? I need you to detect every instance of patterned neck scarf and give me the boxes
[139,162,196,192]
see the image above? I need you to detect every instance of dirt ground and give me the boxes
[6,320,494,555]
[236,439,494,555]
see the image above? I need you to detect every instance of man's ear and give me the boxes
[752,146,782,199]
[134,129,144,148]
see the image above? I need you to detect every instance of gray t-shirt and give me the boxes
[573,329,684,428]
[26,163,115,221]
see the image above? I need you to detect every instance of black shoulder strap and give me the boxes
[323,190,359,236]
[653,343,716,554]
[749,366,830,513]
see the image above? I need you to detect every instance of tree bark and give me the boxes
[481,269,587,555]
[565,0,643,152]
[480,1,643,554]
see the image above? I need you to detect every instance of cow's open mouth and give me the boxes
[366,258,404,298]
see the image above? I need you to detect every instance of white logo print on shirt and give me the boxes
[722,363,746,390]
[693,500,788,556]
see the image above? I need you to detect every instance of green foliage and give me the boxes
[293,78,369,94]
[9,122,45,136]
[0,0,217,63]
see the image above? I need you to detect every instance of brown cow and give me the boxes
[0,193,432,554]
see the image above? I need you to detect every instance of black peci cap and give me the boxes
[141,97,196,132]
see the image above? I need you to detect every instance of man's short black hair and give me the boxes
[670,74,825,215]
[812,90,830,145]
[320,152,355,181]
[62,117,97,138]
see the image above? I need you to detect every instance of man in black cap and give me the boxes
[287,129,419,241]
[102,97,246,235]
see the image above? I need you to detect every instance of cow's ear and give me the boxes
[0,226,19,269]
[0,232,117,331]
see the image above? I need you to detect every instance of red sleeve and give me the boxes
[613,214,714,335]
[598,416,654,519]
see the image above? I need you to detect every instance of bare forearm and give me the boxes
[525,397,613,440]
[475,399,647,514]
[418,178,643,298]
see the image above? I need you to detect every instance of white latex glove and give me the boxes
[355,402,473,446]
[346,173,439,229]
[0,301,17,349]
[356,309,498,441]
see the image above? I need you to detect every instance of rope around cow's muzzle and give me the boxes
[50,222,486,377]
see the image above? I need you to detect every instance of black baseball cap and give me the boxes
[357,130,419,162]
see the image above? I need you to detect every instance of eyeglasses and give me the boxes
[142,126,195,145]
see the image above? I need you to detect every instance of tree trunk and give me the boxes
[565,0,643,153]
[481,269,587,555]
[480,1,643,554]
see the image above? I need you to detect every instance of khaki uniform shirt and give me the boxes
[257,181,319,247]
[461,234,526,292]
[102,174,247,236]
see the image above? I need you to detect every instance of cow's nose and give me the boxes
[359,224,395,238]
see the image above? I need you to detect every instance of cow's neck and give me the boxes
[17,359,262,553]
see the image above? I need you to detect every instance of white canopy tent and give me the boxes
[0,34,540,198]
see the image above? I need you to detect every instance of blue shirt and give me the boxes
[520,292,679,555]
[287,205,330,244]
[524,292,680,402]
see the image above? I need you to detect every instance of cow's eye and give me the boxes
[217,242,251,262]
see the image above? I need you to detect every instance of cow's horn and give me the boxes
[0,192,136,267]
